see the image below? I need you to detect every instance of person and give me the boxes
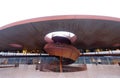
[91,57,97,65]
[3,58,8,64]
[97,58,102,64]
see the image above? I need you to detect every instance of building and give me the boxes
[0,15,120,78]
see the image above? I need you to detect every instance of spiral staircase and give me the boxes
[36,32,87,72]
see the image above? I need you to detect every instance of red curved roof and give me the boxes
[0,15,120,51]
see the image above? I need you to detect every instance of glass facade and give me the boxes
[0,56,120,65]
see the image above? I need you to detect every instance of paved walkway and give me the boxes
[0,64,120,78]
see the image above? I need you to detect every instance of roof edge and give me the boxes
[1,15,120,30]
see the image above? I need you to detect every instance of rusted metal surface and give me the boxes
[44,43,80,61]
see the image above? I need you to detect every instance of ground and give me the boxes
[0,64,120,78]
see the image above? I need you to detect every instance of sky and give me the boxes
[0,0,120,27]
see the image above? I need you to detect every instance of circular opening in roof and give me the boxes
[44,31,77,43]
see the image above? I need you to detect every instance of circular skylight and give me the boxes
[44,31,77,43]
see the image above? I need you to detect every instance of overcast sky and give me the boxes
[0,0,120,27]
